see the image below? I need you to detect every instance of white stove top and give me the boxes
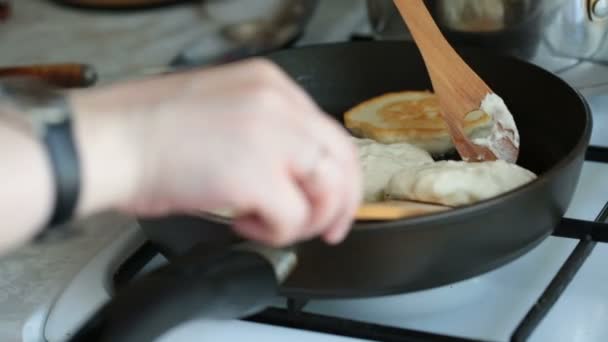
[21,0,608,341]
[23,158,608,342]
[22,95,608,342]
[303,162,608,342]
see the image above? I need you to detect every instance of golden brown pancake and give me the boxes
[344,91,492,155]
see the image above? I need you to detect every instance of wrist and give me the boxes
[0,117,54,248]
[68,86,145,217]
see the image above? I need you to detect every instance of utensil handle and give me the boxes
[0,63,97,88]
[67,246,292,342]
[393,0,491,115]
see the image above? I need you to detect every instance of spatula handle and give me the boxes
[393,0,491,117]
[393,0,498,162]
[356,201,449,220]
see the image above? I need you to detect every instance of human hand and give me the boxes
[71,58,361,246]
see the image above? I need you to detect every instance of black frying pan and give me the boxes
[69,41,591,342]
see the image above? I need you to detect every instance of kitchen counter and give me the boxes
[0,3,209,341]
[0,1,368,341]
[0,213,135,342]
[0,1,215,79]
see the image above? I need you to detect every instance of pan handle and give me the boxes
[67,243,297,342]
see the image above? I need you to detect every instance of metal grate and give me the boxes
[246,307,481,342]
[106,145,608,342]
[244,145,608,342]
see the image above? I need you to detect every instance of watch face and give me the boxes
[31,102,70,125]
[0,77,70,134]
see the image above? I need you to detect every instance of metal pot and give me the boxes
[367,0,608,62]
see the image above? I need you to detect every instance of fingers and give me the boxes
[298,148,362,245]
[232,170,310,247]
[295,150,344,241]
[232,143,361,247]
[322,160,362,244]
[246,58,361,245]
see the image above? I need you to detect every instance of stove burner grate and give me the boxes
[244,145,608,342]
[101,145,608,342]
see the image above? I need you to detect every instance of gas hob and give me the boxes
[22,145,608,342]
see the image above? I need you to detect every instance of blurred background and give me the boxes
[2,2,608,341]
[0,0,365,86]
[1,0,608,92]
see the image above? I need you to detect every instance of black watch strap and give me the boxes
[44,106,80,227]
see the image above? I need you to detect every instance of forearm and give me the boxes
[0,121,53,251]
[70,87,143,218]
[0,84,143,254]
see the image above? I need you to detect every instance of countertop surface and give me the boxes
[0,1,367,341]
[0,3,206,341]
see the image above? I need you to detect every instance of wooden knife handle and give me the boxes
[190,200,451,222]
[0,1,11,21]
[0,63,97,88]
[53,0,184,9]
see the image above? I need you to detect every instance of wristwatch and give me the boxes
[0,77,80,239]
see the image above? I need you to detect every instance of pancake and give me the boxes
[344,91,493,155]
[385,160,537,206]
[353,137,433,202]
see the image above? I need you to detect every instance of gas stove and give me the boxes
[22,147,608,342]
[21,1,608,341]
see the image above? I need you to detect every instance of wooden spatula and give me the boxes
[355,200,450,220]
[393,0,519,163]
[193,201,450,222]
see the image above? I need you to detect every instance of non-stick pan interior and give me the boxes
[267,41,588,177]
[257,41,589,297]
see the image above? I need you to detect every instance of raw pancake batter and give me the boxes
[354,137,433,201]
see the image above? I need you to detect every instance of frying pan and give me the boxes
[68,41,591,342]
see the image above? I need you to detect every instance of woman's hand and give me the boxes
[71,58,362,247]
